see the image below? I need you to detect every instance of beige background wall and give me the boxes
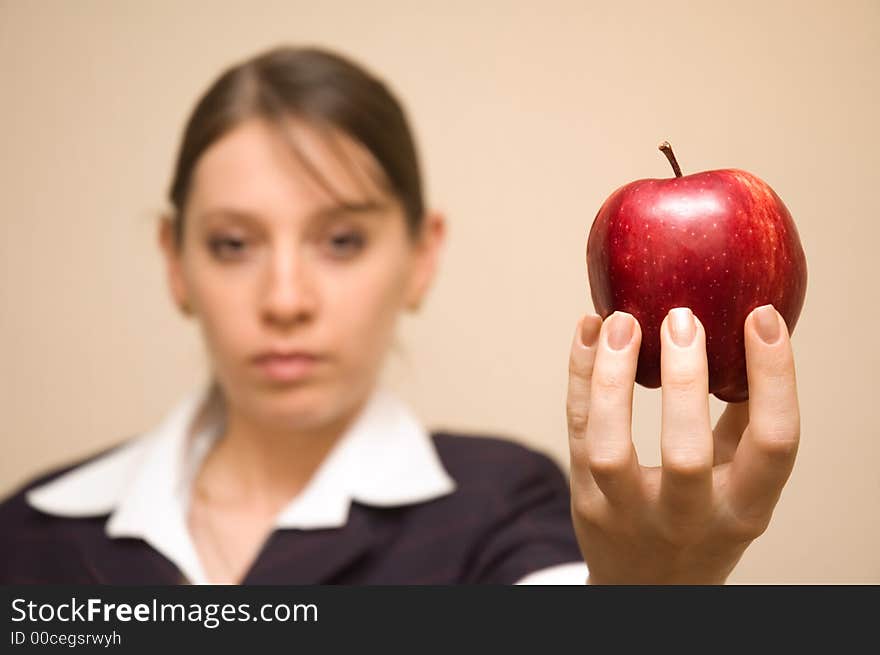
[2,0,877,582]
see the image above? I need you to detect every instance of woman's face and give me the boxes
[159,117,443,433]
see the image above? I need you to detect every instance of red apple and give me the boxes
[586,142,807,402]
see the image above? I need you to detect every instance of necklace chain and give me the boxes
[191,495,241,584]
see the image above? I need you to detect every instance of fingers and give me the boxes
[727,305,800,521]
[583,311,643,506]
[567,314,603,438]
[567,314,603,500]
[713,401,749,465]
[659,308,713,519]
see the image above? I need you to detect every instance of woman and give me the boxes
[0,46,800,585]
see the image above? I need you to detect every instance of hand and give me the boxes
[566,305,800,584]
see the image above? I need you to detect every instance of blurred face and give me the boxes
[159,117,443,433]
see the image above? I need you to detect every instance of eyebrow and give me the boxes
[196,201,390,227]
[312,200,390,220]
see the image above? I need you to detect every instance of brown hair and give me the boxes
[166,45,425,247]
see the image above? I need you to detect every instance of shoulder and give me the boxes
[431,431,564,483]
[427,431,581,583]
[0,440,132,583]
[2,440,129,503]
[0,440,130,536]
[431,431,569,509]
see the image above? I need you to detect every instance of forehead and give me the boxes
[187,116,389,220]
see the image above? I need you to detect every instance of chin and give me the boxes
[243,379,357,433]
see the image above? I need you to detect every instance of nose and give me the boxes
[260,243,318,328]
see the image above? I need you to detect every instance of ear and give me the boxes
[404,210,446,313]
[157,216,192,317]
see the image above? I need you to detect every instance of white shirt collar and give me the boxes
[25,380,457,584]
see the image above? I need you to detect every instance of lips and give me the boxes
[251,351,323,383]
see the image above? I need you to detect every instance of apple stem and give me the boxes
[658,141,683,177]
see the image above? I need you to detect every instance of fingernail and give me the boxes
[607,311,634,350]
[754,304,780,344]
[581,314,602,347]
[669,307,696,347]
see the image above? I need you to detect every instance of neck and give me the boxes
[194,389,370,515]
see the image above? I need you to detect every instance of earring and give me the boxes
[180,299,193,316]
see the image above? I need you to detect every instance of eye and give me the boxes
[327,231,366,257]
[207,236,248,260]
